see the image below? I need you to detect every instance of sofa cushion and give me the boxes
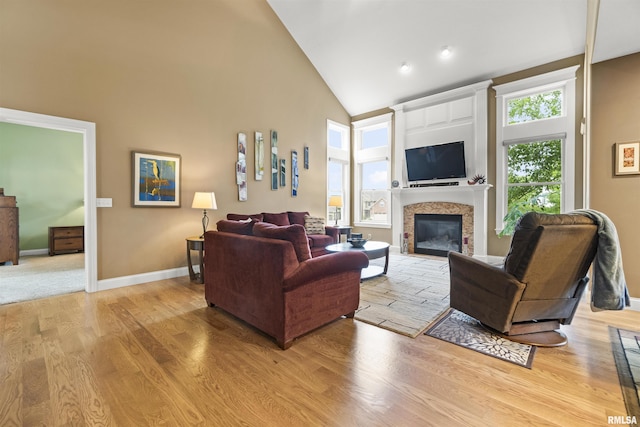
[262,212,290,226]
[216,219,256,235]
[304,215,325,235]
[253,222,311,262]
[227,213,263,222]
[287,211,310,226]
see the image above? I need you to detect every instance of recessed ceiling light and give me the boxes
[440,46,452,58]
[400,62,411,73]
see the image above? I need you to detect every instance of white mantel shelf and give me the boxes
[391,184,492,256]
[392,183,492,196]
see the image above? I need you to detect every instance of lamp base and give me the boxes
[201,210,209,238]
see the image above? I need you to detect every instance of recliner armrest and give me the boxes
[283,251,369,291]
[449,252,526,332]
[449,252,525,299]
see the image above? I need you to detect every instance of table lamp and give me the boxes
[328,195,343,226]
[192,192,217,238]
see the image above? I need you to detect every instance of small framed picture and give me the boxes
[132,150,181,207]
[614,141,640,175]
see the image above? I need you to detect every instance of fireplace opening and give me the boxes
[414,213,462,257]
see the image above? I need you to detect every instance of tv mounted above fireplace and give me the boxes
[405,141,467,182]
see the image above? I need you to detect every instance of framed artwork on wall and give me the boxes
[255,131,264,181]
[237,133,247,201]
[614,141,640,175]
[292,150,299,197]
[271,130,278,190]
[280,158,286,187]
[132,150,181,207]
[304,146,309,169]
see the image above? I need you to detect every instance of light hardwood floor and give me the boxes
[0,275,637,426]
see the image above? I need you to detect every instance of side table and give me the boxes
[334,225,352,243]
[186,236,204,284]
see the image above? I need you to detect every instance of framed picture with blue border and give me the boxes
[132,150,181,207]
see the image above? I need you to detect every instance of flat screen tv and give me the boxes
[405,141,467,182]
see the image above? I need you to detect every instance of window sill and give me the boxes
[353,222,392,229]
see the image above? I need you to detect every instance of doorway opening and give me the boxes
[0,107,97,293]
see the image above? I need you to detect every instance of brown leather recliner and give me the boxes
[448,212,598,346]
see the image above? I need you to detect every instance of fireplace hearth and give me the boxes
[414,213,463,257]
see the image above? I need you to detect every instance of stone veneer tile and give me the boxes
[403,202,474,255]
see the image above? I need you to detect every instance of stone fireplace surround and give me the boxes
[391,184,491,257]
[405,202,473,256]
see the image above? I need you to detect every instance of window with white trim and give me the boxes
[495,65,579,234]
[327,120,350,226]
[353,113,392,228]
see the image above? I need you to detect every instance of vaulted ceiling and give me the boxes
[267,0,640,116]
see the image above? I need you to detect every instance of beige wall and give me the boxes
[486,55,586,256]
[591,53,640,298]
[0,0,350,279]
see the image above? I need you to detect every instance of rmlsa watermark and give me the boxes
[608,415,638,425]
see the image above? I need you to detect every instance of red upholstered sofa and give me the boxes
[204,220,369,349]
[226,211,339,257]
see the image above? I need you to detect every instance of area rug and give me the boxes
[354,254,450,338]
[609,326,640,417]
[425,308,537,369]
[0,254,85,305]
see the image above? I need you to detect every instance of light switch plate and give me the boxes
[96,198,112,208]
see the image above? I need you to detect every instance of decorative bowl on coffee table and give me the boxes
[349,238,367,248]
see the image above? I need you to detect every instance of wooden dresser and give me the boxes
[0,190,19,265]
[48,226,84,256]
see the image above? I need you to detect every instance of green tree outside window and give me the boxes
[501,90,563,235]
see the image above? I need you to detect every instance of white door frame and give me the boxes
[0,107,98,293]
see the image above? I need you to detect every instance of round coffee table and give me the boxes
[325,241,390,279]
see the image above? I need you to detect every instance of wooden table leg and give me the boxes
[187,242,196,282]
[382,246,389,274]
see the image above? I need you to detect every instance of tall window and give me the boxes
[353,113,392,228]
[495,66,579,234]
[327,120,350,225]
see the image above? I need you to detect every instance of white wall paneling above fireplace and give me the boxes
[390,80,493,256]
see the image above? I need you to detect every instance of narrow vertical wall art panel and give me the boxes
[271,130,278,190]
[280,158,286,187]
[237,133,247,201]
[255,131,264,180]
[292,150,299,197]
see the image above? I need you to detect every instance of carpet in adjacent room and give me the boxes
[0,253,85,305]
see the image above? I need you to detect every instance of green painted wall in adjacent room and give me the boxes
[0,122,84,251]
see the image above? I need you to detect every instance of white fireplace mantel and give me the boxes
[391,184,492,256]
[389,80,492,257]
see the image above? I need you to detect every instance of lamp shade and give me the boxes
[328,195,343,207]
[192,192,217,210]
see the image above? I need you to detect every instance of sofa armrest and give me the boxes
[324,226,339,243]
[449,251,526,332]
[283,251,369,291]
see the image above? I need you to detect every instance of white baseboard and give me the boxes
[472,254,504,265]
[20,249,48,256]
[94,262,640,313]
[97,266,192,292]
